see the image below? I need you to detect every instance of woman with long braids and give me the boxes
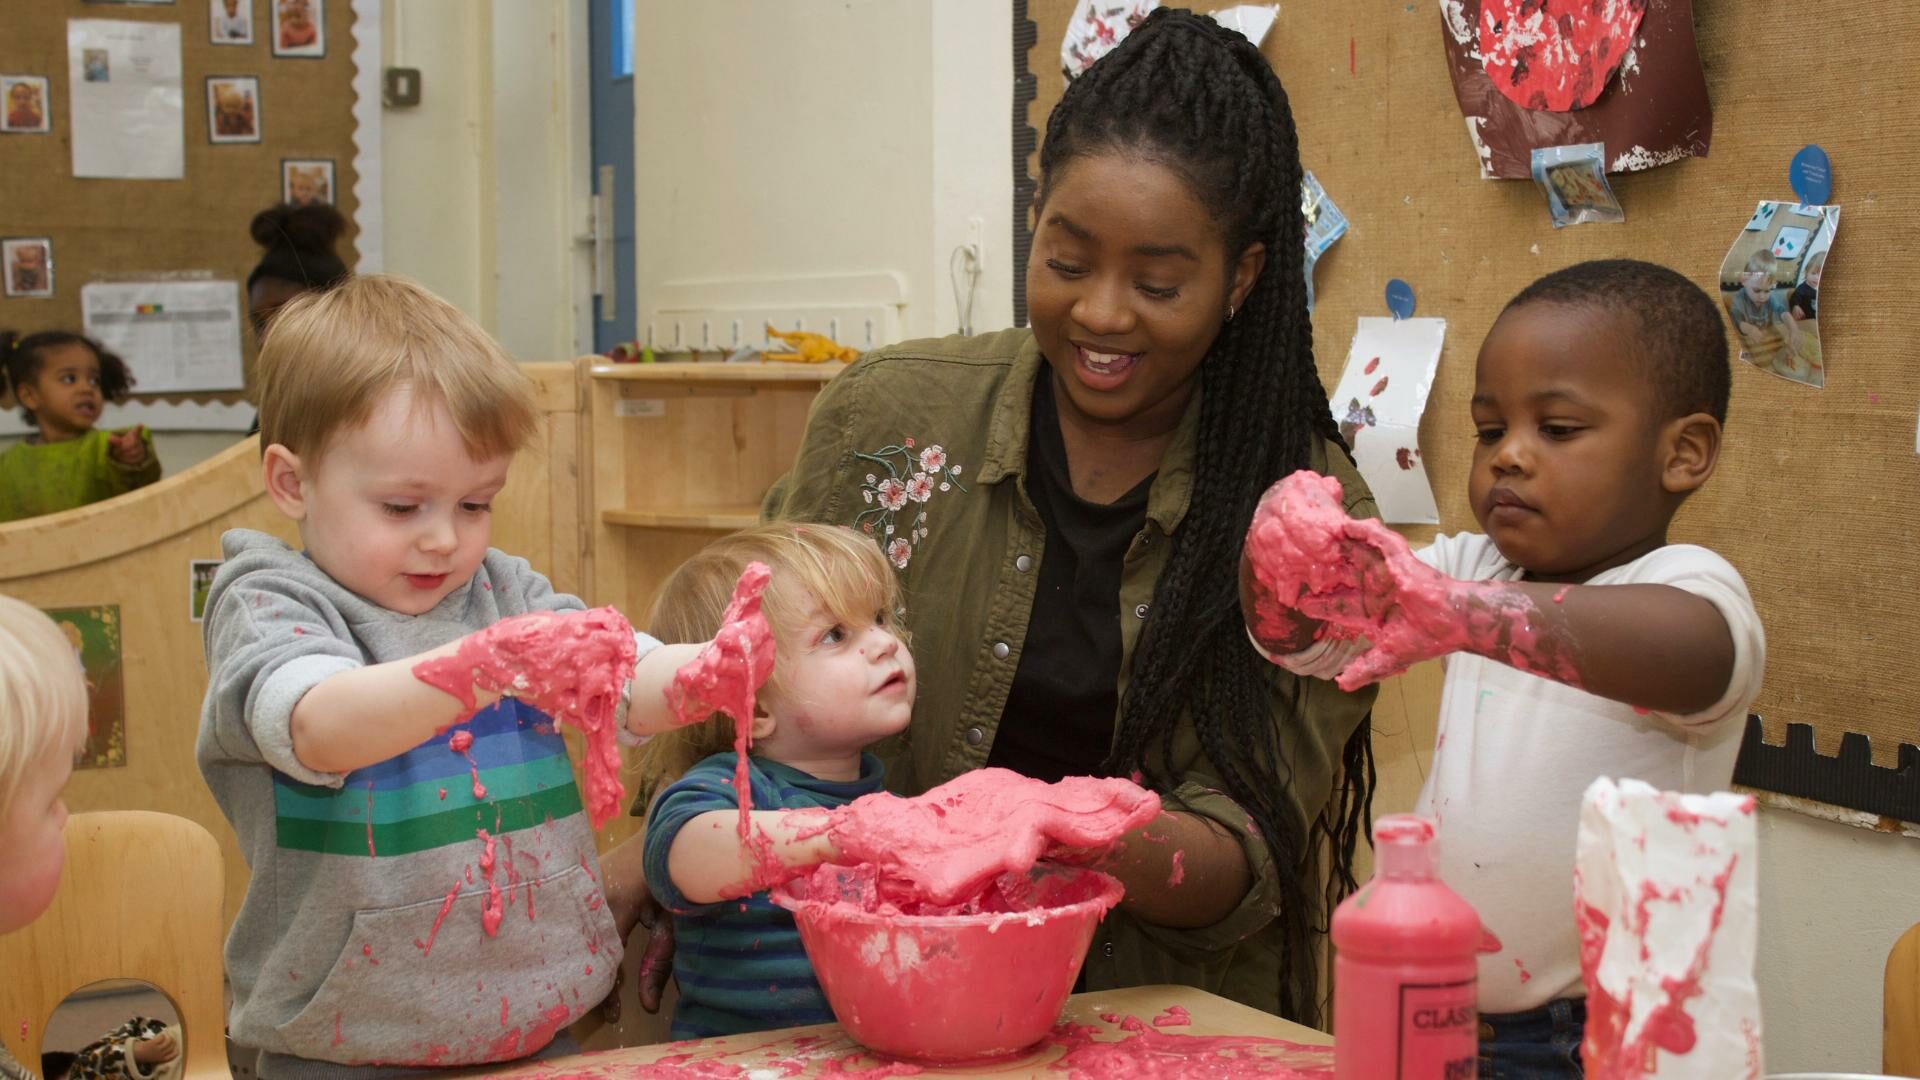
[605,7,1379,1024]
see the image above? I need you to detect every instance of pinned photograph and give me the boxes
[82,49,111,83]
[190,560,222,622]
[271,0,325,58]
[1301,171,1347,311]
[281,158,334,206]
[1,75,51,134]
[43,605,127,770]
[1719,200,1838,389]
[3,238,54,299]
[1531,144,1624,227]
[1327,316,1448,524]
[206,75,260,143]
[211,0,255,44]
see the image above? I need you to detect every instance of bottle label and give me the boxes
[1398,977,1478,1078]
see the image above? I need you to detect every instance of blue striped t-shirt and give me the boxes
[642,751,885,1039]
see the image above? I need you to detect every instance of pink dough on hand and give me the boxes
[664,562,777,837]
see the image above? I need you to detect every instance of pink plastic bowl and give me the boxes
[771,863,1122,1063]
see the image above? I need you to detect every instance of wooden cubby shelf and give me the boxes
[602,506,761,531]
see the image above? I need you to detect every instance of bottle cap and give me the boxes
[1373,813,1437,879]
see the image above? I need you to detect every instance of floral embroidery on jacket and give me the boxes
[854,437,967,569]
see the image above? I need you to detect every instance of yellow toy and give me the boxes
[764,325,860,364]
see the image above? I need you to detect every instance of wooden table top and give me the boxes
[476,984,1332,1077]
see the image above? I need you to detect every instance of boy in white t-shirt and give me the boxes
[1242,259,1766,1078]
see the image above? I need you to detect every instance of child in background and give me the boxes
[0,332,158,523]
[0,595,91,1080]
[1729,249,1800,356]
[631,524,916,1039]
[196,274,704,1078]
[1790,249,1824,322]
[1243,260,1766,1077]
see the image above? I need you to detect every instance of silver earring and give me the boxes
[1226,304,1236,323]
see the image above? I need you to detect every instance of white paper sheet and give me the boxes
[67,19,183,179]
[1210,5,1279,45]
[81,280,245,393]
[1328,316,1446,524]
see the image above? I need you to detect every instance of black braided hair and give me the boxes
[1,330,136,427]
[1040,7,1371,1023]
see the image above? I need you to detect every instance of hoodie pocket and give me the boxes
[277,861,620,1067]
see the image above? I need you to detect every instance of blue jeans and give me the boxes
[1478,997,1585,1079]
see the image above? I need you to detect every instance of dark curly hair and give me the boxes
[1041,7,1371,1023]
[1,330,135,427]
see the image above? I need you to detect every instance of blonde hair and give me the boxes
[1742,250,1778,279]
[630,524,905,806]
[0,596,88,820]
[1802,249,1827,279]
[255,274,538,465]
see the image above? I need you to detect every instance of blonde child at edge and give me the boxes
[193,275,731,1079]
[630,524,916,1040]
[0,595,91,1080]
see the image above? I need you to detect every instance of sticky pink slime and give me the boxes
[1243,471,1580,690]
[413,607,639,829]
[665,562,776,837]
[817,768,1160,907]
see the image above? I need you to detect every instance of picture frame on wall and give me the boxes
[3,238,55,299]
[206,75,261,143]
[271,0,325,58]
[211,0,255,44]
[1,75,52,134]
[281,157,334,206]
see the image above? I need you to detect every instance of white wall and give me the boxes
[630,0,1012,346]
[380,0,589,361]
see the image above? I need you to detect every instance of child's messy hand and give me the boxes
[107,426,147,466]
[1242,471,1471,688]
[413,608,638,724]
[132,1029,179,1065]
[664,562,775,728]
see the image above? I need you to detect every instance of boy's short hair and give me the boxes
[255,274,538,465]
[1743,250,1778,278]
[630,524,905,805]
[1506,259,1731,424]
[0,595,87,819]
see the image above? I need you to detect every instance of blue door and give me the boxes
[588,0,637,353]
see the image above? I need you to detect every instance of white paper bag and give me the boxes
[1575,778,1763,1079]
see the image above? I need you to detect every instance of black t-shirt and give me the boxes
[986,368,1153,783]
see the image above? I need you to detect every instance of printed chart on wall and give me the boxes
[43,605,127,770]
[81,279,246,393]
[66,18,185,180]
[1329,317,1447,524]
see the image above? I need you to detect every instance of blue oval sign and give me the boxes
[1385,278,1416,320]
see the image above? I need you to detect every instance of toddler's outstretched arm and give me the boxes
[1241,471,1736,715]
[624,562,777,737]
[666,808,835,903]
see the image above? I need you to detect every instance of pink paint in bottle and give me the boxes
[1334,813,1482,1079]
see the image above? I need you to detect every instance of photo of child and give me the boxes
[1,76,50,134]
[3,238,54,298]
[1529,143,1623,227]
[82,49,110,83]
[190,560,221,622]
[1720,200,1838,388]
[271,0,325,57]
[211,0,254,44]
[206,76,260,143]
[281,158,334,206]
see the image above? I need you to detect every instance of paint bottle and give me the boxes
[1333,814,1482,1079]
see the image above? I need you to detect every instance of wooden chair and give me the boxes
[1891,921,1920,1076]
[0,811,231,1078]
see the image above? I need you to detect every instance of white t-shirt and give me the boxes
[1410,534,1765,1014]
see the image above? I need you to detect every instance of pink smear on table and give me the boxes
[1151,1005,1192,1028]
[1241,470,1580,690]
[665,563,776,838]
[413,607,638,829]
[1478,0,1648,112]
[817,768,1159,907]
[1047,1016,1332,1077]
[1167,850,1186,887]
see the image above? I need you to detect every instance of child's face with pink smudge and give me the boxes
[0,737,74,935]
[1468,303,1678,583]
[755,593,915,768]
[270,385,510,615]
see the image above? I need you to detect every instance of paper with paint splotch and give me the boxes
[1327,317,1446,524]
[1438,0,1711,180]
[1479,0,1648,112]
[1061,0,1158,81]
[43,605,126,769]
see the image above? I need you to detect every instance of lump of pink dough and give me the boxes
[413,607,639,829]
[822,768,1161,907]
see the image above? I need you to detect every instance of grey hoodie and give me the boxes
[197,530,658,1076]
